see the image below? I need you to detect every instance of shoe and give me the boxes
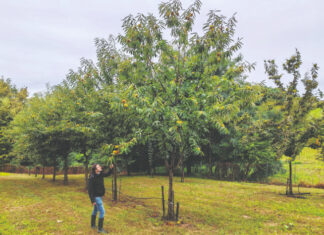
[98,218,108,234]
[91,215,96,229]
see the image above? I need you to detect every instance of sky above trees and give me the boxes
[0,0,323,95]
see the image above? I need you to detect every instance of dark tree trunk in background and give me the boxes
[126,162,130,176]
[148,140,154,177]
[52,158,58,182]
[195,164,198,174]
[42,167,45,179]
[221,162,227,179]
[53,166,56,182]
[113,162,118,201]
[288,160,293,195]
[186,161,191,176]
[214,163,218,178]
[244,163,251,181]
[84,152,89,190]
[181,162,184,183]
[208,155,213,177]
[63,156,68,185]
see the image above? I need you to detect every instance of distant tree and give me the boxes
[264,49,322,195]
[221,84,283,181]
[9,87,79,184]
[0,77,27,165]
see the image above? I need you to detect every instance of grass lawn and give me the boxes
[0,173,323,234]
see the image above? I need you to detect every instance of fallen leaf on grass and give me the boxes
[165,221,175,226]
[177,220,184,225]
[152,212,159,217]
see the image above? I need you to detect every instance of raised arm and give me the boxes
[101,168,112,177]
[101,164,114,177]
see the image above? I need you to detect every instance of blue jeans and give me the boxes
[92,197,105,219]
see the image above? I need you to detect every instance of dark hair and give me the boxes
[90,164,98,177]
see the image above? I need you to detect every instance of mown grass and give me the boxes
[0,173,323,234]
[269,148,324,187]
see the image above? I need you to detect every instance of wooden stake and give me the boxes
[176,202,179,221]
[161,186,165,218]
[119,177,121,201]
[113,164,117,201]
[112,178,114,198]
[171,190,175,219]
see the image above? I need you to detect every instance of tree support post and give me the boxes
[113,163,118,201]
[161,186,165,218]
[176,202,179,222]
[288,160,293,195]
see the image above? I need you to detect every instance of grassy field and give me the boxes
[0,173,323,234]
[269,148,324,187]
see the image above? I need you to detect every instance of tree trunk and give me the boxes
[244,163,251,181]
[214,162,218,178]
[126,161,130,176]
[42,167,45,179]
[186,161,191,176]
[220,162,225,179]
[288,160,293,195]
[35,167,38,177]
[167,167,175,220]
[181,162,184,183]
[232,164,238,181]
[208,156,212,178]
[84,154,89,190]
[63,156,68,185]
[52,157,58,182]
[28,167,31,176]
[148,140,154,177]
[53,166,56,182]
[113,163,118,201]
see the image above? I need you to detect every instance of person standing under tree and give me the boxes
[88,163,114,234]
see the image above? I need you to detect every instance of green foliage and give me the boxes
[0,77,27,165]
[264,50,323,194]
[8,86,80,173]
[4,1,323,189]
[264,49,322,161]
[111,0,260,178]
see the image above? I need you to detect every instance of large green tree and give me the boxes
[112,0,257,219]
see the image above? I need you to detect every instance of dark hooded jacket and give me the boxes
[88,170,112,203]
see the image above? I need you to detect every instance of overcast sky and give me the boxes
[0,0,323,95]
